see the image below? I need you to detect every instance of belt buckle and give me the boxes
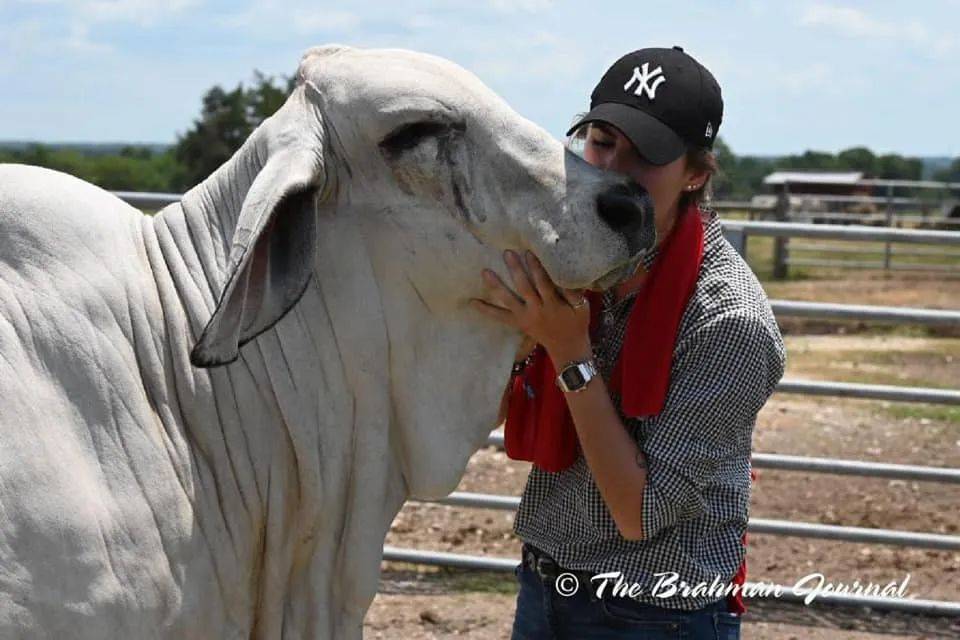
[535,555,557,579]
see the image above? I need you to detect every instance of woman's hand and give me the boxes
[470,250,592,360]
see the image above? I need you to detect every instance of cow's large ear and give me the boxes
[190,136,326,368]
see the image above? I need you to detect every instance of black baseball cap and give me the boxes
[566,46,723,165]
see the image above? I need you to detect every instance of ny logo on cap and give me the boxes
[623,62,666,100]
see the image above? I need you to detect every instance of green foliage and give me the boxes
[0,143,182,191]
[933,157,960,183]
[835,146,874,172]
[171,70,295,190]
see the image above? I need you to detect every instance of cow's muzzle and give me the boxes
[587,182,658,290]
[596,181,657,258]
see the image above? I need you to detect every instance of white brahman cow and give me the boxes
[0,45,655,638]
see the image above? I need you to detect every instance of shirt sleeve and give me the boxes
[638,309,786,541]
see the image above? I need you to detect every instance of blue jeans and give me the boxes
[510,561,741,639]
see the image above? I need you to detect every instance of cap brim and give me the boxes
[566,102,686,166]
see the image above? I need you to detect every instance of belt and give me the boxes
[521,543,596,591]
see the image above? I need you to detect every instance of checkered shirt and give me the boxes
[512,207,787,610]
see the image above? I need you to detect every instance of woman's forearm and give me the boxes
[547,340,649,540]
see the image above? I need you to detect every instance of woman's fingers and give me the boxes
[503,250,542,305]
[469,298,520,328]
[481,269,525,311]
[523,251,565,305]
[559,287,588,311]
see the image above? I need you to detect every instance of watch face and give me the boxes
[561,366,586,389]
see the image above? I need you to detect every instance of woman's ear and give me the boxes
[683,165,711,191]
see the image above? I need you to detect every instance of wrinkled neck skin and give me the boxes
[142,133,519,638]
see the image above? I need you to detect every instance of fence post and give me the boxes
[773,189,790,279]
[725,227,748,258]
[884,183,894,270]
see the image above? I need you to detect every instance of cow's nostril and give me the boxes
[596,182,656,255]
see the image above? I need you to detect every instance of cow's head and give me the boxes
[190,44,655,497]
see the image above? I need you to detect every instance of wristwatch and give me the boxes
[555,358,599,393]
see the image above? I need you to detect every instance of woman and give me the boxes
[470,46,786,639]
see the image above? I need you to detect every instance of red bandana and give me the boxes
[504,202,705,471]
[503,203,751,614]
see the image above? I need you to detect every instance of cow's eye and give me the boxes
[379,120,462,156]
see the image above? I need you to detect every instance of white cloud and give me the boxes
[0,13,112,61]
[799,3,956,56]
[800,4,894,38]
[62,21,112,52]
[774,61,831,93]
[79,0,199,25]
[486,0,553,13]
[14,0,200,25]
[401,13,442,30]
[462,28,587,82]
[2,0,200,61]
[221,2,369,36]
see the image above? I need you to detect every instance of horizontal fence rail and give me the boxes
[113,191,181,209]
[769,300,960,326]
[776,379,960,405]
[484,433,960,484]
[711,201,776,213]
[381,546,960,617]
[789,243,960,257]
[414,492,960,552]
[751,453,960,484]
[788,213,960,227]
[785,259,957,272]
[720,220,960,245]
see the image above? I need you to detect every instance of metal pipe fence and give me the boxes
[717,193,960,276]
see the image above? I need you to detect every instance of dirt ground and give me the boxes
[365,269,960,639]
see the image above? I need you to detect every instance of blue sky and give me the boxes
[1,0,958,156]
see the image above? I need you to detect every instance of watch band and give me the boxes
[555,358,599,393]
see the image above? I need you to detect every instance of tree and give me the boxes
[172,71,295,190]
[837,146,876,174]
[934,157,960,183]
[248,70,297,122]
[875,154,922,181]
